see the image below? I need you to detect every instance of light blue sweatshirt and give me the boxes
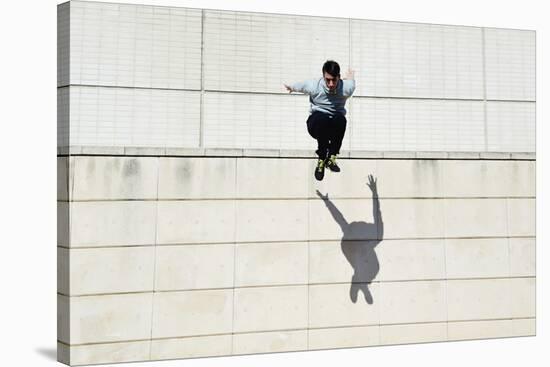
[291,77,356,116]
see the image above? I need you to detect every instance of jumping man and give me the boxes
[284,60,355,181]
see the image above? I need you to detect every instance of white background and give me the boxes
[0,0,547,366]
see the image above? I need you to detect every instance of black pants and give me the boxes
[306,111,347,159]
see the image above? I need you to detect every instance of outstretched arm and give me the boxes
[367,175,383,239]
[342,68,356,97]
[316,190,348,231]
[343,68,355,80]
[284,80,316,95]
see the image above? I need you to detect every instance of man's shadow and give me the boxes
[316,175,383,304]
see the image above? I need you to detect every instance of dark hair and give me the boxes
[322,60,340,77]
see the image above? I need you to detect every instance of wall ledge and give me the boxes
[57,146,536,160]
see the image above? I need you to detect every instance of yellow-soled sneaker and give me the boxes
[314,159,325,181]
[326,155,341,172]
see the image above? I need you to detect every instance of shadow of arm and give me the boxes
[372,192,383,239]
[316,190,348,231]
[367,175,383,240]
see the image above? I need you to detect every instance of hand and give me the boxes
[366,174,377,193]
[284,84,293,93]
[344,68,355,80]
[316,190,328,200]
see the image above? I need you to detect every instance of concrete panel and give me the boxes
[62,341,151,366]
[152,289,233,338]
[72,156,159,200]
[57,2,70,87]
[441,160,531,198]
[379,281,447,324]
[57,248,70,296]
[383,151,416,159]
[158,157,236,199]
[57,157,69,201]
[487,101,535,153]
[203,92,312,150]
[447,279,511,321]
[309,283,380,328]
[448,318,536,341]
[124,147,166,156]
[309,199,379,241]
[236,158,309,198]
[69,87,201,148]
[444,199,508,238]
[157,201,235,244]
[479,152,511,160]
[165,147,205,157]
[57,88,70,148]
[509,277,536,318]
[509,238,536,277]
[203,10,349,93]
[379,322,447,345]
[70,1,202,89]
[70,201,157,247]
[508,198,536,237]
[233,330,308,355]
[57,342,69,366]
[508,160,536,197]
[511,152,536,160]
[155,244,235,291]
[279,149,317,158]
[58,146,82,155]
[233,285,308,333]
[236,200,308,242]
[348,151,384,159]
[306,159,378,199]
[80,146,124,155]
[68,247,155,295]
[151,335,232,360]
[242,149,281,157]
[376,239,446,281]
[57,295,70,344]
[308,326,379,350]
[378,199,445,239]
[351,20,483,99]
[445,238,510,279]
[204,148,243,157]
[235,242,308,287]
[447,152,480,159]
[309,241,381,284]
[485,29,535,101]
[69,293,153,344]
[375,159,443,198]
[351,98,485,152]
[57,202,70,247]
[416,152,449,159]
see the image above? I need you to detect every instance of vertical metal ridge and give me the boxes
[348,17,353,152]
[199,9,206,148]
[482,27,489,152]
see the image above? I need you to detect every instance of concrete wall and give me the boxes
[57,151,535,365]
[57,1,536,365]
[57,0,535,153]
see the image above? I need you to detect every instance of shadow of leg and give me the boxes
[349,274,359,303]
[362,284,373,304]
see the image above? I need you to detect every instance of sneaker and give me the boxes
[325,155,341,172]
[314,159,325,181]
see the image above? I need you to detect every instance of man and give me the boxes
[284,60,355,181]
